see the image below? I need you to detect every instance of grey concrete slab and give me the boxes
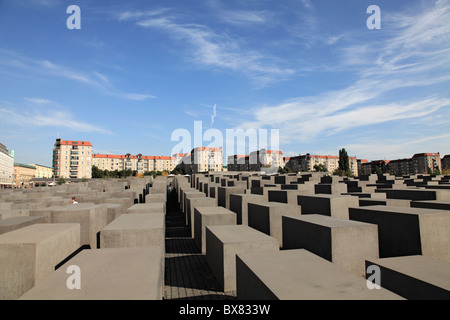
[411,200,450,210]
[268,189,303,205]
[379,188,450,201]
[19,247,163,300]
[206,225,279,292]
[105,203,122,224]
[145,193,167,204]
[51,203,108,249]
[298,194,359,219]
[365,255,450,300]
[229,193,264,225]
[218,187,246,209]
[349,205,450,262]
[183,191,206,225]
[315,183,348,195]
[100,213,165,254]
[247,202,301,248]
[194,206,236,254]
[0,223,80,300]
[0,216,48,235]
[236,249,403,300]
[126,203,166,215]
[186,197,216,236]
[282,214,378,275]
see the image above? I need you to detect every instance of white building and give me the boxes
[0,142,14,188]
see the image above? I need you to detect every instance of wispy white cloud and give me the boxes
[0,50,155,101]
[239,0,450,154]
[0,99,113,134]
[119,9,295,87]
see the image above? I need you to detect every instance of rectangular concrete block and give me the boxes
[315,183,347,195]
[365,255,450,300]
[145,193,167,204]
[218,187,246,209]
[411,200,450,211]
[194,206,236,254]
[248,202,301,248]
[51,203,108,249]
[100,213,165,256]
[380,188,450,201]
[268,189,303,205]
[186,197,217,237]
[298,194,359,219]
[282,214,378,275]
[236,249,403,300]
[206,225,279,292]
[0,216,48,235]
[126,203,166,215]
[229,193,264,225]
[349,205,450,262]
[0,223,80,300]
[183,191,206,226]
[19,247,163,300]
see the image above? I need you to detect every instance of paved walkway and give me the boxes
[163,190,237,300]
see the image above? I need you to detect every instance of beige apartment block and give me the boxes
[190,147,224,173]
[53,139,93,179]
[29,164,53,179]
[248,149,283,171]
[92,153,174,174]
[285,153,360,176]
[13,163,36,188]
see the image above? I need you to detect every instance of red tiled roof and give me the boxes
[61,140,92,147]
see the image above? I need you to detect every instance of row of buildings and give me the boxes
[359,153,447,176]
[2,138,449,188]
[1,142,53,188]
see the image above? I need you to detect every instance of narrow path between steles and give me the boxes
[163,190,237,300]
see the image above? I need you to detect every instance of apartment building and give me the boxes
[30,164,53,178]
[190,147,223,173]
[442,155,450,171]
[0,142,14,189]
[248,149,283,171]
[92,153,174,174]
[13,163,36,188]
[227,155,249,171]
[411,153,441,174]
[53,139,93,179]
[285,153,359,176]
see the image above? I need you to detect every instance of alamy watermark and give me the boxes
[171,121,280,169]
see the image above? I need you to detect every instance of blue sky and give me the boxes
[1,0,449,167]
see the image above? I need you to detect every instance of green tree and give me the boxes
[91,165,104,178]
[57,178,66,185]
[313,164,328,172]
[338,148,351,176]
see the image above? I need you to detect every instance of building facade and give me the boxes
[30,164,54,178]
[227,155,249,172]
[442,155,450,172]
[53,139,93,179]
[190,147,223,173]
[13,163,36,188]
[248,149,283,171]
[0,142,14,189]
[285,153,359,176]
[411,153,441,174]
[92,153,174,174]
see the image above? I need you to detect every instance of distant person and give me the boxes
[72,197,78,204]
